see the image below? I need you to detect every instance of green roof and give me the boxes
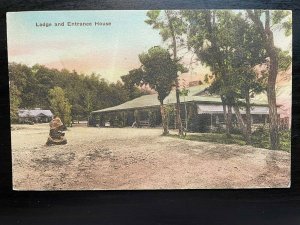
[92,85,269,114]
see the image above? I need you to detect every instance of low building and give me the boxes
[18,108,53,123]
[89,85,282,132]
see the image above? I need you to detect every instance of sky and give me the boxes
[7,10,292,83]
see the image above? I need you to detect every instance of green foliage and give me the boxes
[169,127,290,152]
[48,86,72,126]
[164,105,175,128]
[271,10,292,36]
[121,68,145,99]
[9,82,21,123]
[251,126,271,149]
[247,9,292,150]
[147,110,158,127]
[184,10,266,102]
[183,10,268,141]
[145,10,186,50]
[135,46,180,135]
[278,49,292,71]
[8,63,142,121]
[168,133,246,146]
[279,130,291,152]
[251,126,290,151]
[139,46,178,103]
[179,87,190,97]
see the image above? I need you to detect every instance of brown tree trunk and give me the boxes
[166,10,183,136]
[247,9,279,149]
[245,90,252,144]
[267,75,279,149]
[227,105,233,133]
[175,83,183,136]
[233,105,249,143]
[160,101,169,135]
[221,96,230,137]
[265,10,280,150]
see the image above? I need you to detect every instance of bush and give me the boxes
[251,126,291,151]
[169,133,246,146]
[251,125,270,149]
[279,130,291,152]
[212,125,226,134]
[230,126,242,135]
[169,125,291,152]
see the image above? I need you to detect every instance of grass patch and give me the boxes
[168,128,291,152]
[168,133,246,146]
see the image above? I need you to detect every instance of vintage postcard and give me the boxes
[7,10,291,190]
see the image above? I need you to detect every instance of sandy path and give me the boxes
[11,124,290,190]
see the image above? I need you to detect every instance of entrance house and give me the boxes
[89,85,282,132]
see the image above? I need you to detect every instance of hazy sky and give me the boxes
[7,10,292,83]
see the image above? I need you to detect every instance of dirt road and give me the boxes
[11,124,290,190]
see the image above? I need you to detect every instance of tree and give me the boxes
[225,15,266,144]
[48,86,72,126]
[227,67,265,144]
[71,103,85,123]
[183,10,236,136]
[179,86,190,131]
[8,63,38,108]
[121,68,145,99]
[145,10,187,136]
[183,10,269,143]
[246,10,292,149]
[138,46,179,135]
[8,62,146,122]
[9,82,21,123]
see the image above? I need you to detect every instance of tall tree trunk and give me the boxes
[265,10,279,150]
[175,84,183,136]
[207,11,233,136]
[221,95,230,137]
[166,10,183,136]
[247,10,279,149]
[160,101,169,135]
[227,105,233,132]
[233,105,250,143]
[267,76,279,149]
[245,89,252,144]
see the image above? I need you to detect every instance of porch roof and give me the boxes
[91,85,269,114]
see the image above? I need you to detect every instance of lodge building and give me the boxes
[88,85,281,132]
[18,108,53,123]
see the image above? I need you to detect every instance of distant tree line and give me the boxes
[9,63,146,124]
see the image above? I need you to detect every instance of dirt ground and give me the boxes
[11,123,290,190]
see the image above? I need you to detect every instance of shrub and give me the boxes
[252,126,291,151]
[279,130,291,152]
[251,125,270,149]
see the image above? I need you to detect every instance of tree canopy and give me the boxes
[8,63,145,123]
[48,86,72,125]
